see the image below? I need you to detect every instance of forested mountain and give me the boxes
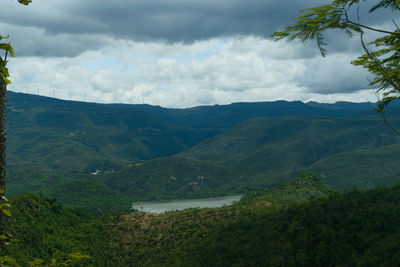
[5,92,400,211]
[7,91,376,174]
[103,112,400,201]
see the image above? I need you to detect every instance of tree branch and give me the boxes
[342,7,400,36]
[372,82,400,136]
[380,110,400,135]
[393,20,400,31]
[360,31,400,91]
[348,20,400,35]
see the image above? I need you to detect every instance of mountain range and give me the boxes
[5,91,400,211]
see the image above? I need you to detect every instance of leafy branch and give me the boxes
[272,0,400,134]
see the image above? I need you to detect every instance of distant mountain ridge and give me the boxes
[6,91,378,169]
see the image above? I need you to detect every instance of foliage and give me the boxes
[4,92,400,211]
[272,0,400,113]
[107,175,400,266]
[108,174,331,266]
[0,174,333,265]
[17,0,32,5]
[4,193,117,266]
[0,0,31,83]
[103,111,400,202]
[308,143,400,190]
[6,95,400,209]
[7,92,393,210]
[240,173,333,206]
[5,175,400,266]
[183,185,400,266]
[0,36,14,84]
[0,0,32,264]
[0,189,15,267]
[45,180,132,213]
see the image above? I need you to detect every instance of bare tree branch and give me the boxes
[393,20,400,31]
[380,111,400,134]
[342,7,400,36]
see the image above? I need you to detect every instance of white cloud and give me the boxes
[293,53,370,94]
[6,36,375,108]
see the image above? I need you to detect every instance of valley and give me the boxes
[2,92,400,265]
[5,92,400,212]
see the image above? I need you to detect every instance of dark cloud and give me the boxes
[0,23,111,57]
[2,1,327,46]
[1,0,395,57]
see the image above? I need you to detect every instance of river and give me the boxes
[131,195,242,213]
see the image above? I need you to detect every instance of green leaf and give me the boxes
[270,32,289,40]
[0,43,15,57]
[18,0,32,5]
[0,72,11,84]
[1,209,11,217]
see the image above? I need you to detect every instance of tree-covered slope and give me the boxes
[7,92,376,179]
[102,112,400,201]
[4,193,115,266]
[183,185,400,266]
[110,175,400,266]
[6,92,208,176]
[6,91,385,209]
[6,175,400,266]
[3,174,327,266]
[307,144,400,190]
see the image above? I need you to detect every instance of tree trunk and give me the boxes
[0,78,5,193]
[0,77,6,251]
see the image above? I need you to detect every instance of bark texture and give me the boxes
[0,77,5,251]
[0,77,5,192]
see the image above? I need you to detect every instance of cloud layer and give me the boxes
[8,37,374,108]
[2,0,330,57]
[2,0,394,107]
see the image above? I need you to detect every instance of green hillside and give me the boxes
[4,193,113,266]
[6,92,376,180]
[6,92,207,176]
[2,174,331,265]
[5,175,400,266]
[102,113,400,202]
[111,176,400,266]
[182,184,400,266]
[5,92,400,211]
[307,144,400,190]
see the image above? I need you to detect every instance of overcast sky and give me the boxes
[1,0,395,107]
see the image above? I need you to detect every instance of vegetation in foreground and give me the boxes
[4,174,400,266]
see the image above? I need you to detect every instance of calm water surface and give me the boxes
[132,195,242,213]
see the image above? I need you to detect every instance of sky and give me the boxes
[1,0,396,108]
